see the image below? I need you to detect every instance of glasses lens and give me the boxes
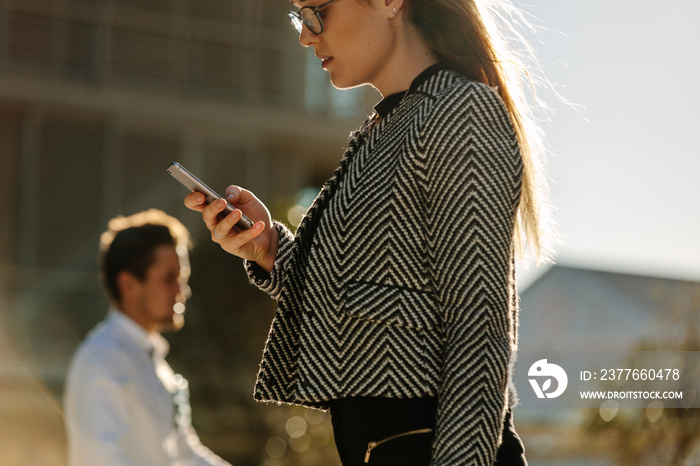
[300,9,321,34]
[288,12,304,34]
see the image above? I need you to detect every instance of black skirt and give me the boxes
[329,397,527,466]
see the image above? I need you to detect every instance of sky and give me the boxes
[516,0,700,287]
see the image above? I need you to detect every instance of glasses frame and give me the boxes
[288,0,341,35]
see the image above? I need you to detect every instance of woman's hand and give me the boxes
[184,186,279,273]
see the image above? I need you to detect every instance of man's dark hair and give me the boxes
[98,209,191,304]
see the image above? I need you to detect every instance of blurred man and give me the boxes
[64,209,230,466]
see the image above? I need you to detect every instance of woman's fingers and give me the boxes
[184,192,207,211]
[218,221,265,249]
[211,205,241,240]
[201,198,227,228]
[183,184,275,264]
[225,185,258,206]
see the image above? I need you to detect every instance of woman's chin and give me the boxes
[329,75,363,91]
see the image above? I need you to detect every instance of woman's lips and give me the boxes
[321,57,333,69]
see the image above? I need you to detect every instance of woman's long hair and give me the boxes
[405,0,555,264]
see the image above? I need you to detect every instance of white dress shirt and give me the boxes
[64,310,231,466]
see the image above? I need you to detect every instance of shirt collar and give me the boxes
[373,63,448,119]
[108,308,170,359]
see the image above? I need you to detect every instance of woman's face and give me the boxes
[295,0,399,94]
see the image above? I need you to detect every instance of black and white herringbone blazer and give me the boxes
[246,69,523,465]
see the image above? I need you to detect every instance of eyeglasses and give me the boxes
[288,0,341,35]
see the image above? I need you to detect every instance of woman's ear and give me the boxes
[385,0,406,16]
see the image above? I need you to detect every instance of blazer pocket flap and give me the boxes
[344,282,438,331]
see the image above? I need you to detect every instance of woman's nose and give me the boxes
[298,24,317,47]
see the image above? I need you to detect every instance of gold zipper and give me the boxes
[364,428,433,463]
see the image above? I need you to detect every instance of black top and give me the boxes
[373,63,448,118]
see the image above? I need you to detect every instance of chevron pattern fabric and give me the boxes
[246,69,523,465]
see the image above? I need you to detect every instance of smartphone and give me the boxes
[166,161,254,230]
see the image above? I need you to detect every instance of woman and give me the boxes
[185,0,552,464]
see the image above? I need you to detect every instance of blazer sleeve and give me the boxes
[422,83,522,466]
[244,220,295,300]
